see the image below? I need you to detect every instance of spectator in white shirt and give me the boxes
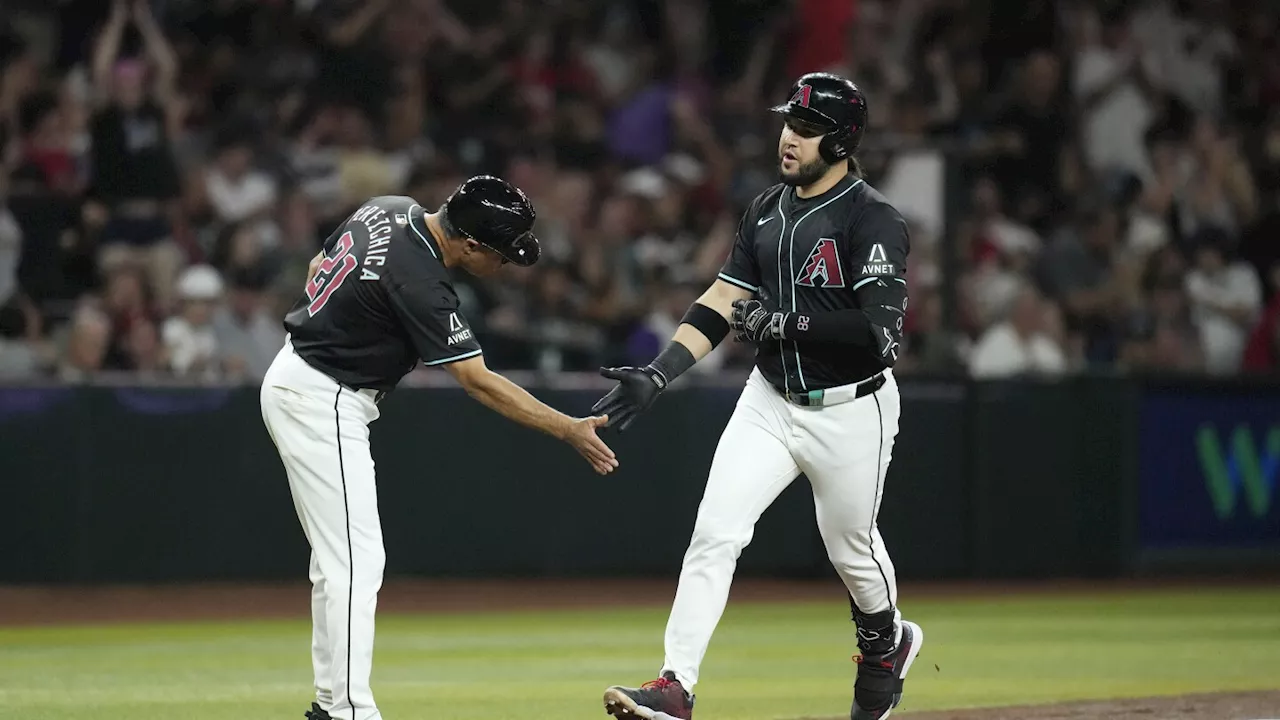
[1073,6,1155,182]
[162,264,224,379]
[1184,229,1263,374]
[214,266,284,382]
[969,284,1069,379]
[205,131,278,227]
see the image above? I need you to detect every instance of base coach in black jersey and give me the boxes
[593,73,923,720]
[260,176,617,720]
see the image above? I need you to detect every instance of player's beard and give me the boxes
[779,156,831,188]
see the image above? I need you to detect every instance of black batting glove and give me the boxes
[730,298,788,343]
[590,365,668,433]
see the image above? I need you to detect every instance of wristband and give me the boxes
[648,341,696,387]
[680,302,730,347]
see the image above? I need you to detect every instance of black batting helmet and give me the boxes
[442,175,541,267]
[770,72,868,165]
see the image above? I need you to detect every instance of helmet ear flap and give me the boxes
[818,127,852,164]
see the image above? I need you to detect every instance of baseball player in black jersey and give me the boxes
[593,73,922,720]
[259,176,617,720]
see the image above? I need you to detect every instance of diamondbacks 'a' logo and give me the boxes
[790,85,812,108]
[796,238,845,287]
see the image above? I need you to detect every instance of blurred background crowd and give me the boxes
[0,0,1277,384]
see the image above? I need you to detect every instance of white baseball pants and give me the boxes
[260,339,385,720]
[661,367,902,690]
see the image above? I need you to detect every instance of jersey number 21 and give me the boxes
[306,231,357,316]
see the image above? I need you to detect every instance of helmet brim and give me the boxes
[769,102,839,131]
[482,231,540,267]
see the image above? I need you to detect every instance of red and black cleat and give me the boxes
[851,620,925,720]
[603,671,695,720]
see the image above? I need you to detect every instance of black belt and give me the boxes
[784,372,886,407]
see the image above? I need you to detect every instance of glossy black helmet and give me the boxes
[769,72,868,164]
[443,175,540,267]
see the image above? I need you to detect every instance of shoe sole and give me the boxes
[603,687,660,720]
[851,620,925,720]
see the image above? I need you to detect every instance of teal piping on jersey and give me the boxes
[717,273,758,292]
[408,205,439,259]
[424,348,481,366]
[774,200,790,394]
[786,178,864,390]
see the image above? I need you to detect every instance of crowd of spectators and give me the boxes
[0,0,1277,384]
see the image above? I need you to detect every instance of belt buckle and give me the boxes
[788,389,824,407]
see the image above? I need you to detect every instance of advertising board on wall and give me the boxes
[1139,391,1280,551]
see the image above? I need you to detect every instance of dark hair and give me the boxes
[437,202,457,238]
[227,264,270,291]
[1190,225,1233,258]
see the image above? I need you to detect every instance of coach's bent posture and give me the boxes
[260,176,616,720]
[593,73,923,720]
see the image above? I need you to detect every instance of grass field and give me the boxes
[1,586,1278,719]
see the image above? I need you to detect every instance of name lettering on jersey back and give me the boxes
[351,204,394,281]
[860,243,896,276]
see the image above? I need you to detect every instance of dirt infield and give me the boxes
[897,690,1280,719]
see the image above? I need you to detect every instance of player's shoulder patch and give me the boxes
[849,198,910,278]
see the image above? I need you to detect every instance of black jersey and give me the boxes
[718,173,910,393]
[284,195,482,392]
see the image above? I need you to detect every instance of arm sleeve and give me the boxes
[386,279,484,366]
[717,208,761,292]
[782,279,907,346]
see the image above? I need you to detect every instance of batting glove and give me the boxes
[730,298,788,343]
[591,365,667,433]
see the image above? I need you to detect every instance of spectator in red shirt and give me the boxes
[1242,263,1280,373]
[788,0,857,78]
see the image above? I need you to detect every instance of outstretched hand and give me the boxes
[590,365,667,433]
[562,415,617,475]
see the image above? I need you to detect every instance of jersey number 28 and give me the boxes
[305,231,358,316]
